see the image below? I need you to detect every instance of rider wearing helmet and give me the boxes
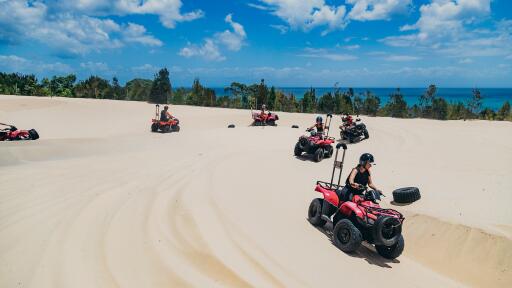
[322,153,382,218]
[160,105,173,122]
[309,116,325,134]
[260,104,268,118]
[344,153,380,200]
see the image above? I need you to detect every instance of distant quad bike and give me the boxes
[151,104,180,133]
[294,114,335,162]
[340,114,369,143]
[308,143,405,259]
[0,123,39,141]
[251,110,279,126]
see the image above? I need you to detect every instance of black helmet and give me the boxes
[164,105,169,109]
[359,153,375,165]
[316,115,323,123]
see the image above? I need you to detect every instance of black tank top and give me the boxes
[345,167,369,194]
[316,123,324,132]
[160,110,169,121]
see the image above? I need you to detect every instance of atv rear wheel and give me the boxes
[392,187,421,203]
[324,145,333,158]
[333,219,362,253]
[313,148,324,162]
[151,123,158,132]
[294,142,302,156]
[308,199,327,227]
[376,234,404,259]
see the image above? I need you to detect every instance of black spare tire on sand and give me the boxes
[392,187,421,203]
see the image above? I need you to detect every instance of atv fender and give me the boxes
[315,185,339,207]
[339,202,365,219]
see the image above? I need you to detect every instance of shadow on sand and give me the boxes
[308,219,400,268]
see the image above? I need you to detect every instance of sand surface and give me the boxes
[1,95,511,287]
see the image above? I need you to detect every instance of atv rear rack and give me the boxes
[316,181,343,191]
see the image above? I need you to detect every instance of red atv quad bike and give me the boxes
[294,114,335,162]
[307,143,405,259]
[251,110,279,126]
[151,104,180,133]
[0,123,39,141]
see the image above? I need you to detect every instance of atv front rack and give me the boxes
[359,204,405,222]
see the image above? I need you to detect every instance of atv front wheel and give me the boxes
[162,125,171,133]
[372,216,402,246]
[172,125,180,132]
[308,199,327,227]
[294,142,302,156]
[333,219,362,253]
[376,234,404,259]
[28,129,39,140]
[313,148,324,162]
[363,130,369,139]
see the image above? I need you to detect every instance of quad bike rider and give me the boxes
[340,114,369,143]
[0,123,39,141]
[294,114,335,162]
[151,104,180,133]
[252,104,279,126]
[307,144,405,259]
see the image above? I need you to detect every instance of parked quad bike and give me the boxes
[0,123,39,141]
[294,114,335,162]
[151,104,180,133]
[251,110,279,126]
[340,115,369,143]
[308,143,405,259]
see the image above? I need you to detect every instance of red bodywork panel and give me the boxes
[0,130,30,141]
[315,184,400,222]
[152,119,179,126]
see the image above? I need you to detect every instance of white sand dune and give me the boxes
[1,95,511,287]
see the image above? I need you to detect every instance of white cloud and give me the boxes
[270,24,289,34]
[80,62,110,72]
[256,0,347,34]
[459,58,474,64]
[346,0,412,21]
[179,14,246,61]
[338,44,361,50]
[179,39,226,61]
[0,0,164,55]
[216,14,247,51]
[55,0,204,28]
[298,48,358,61]
[0,54,72,74]
[132,64,160,73]
[247,3,272,10]
[382,0,492,46]
[122,23,162,47]
[384,55,420,61]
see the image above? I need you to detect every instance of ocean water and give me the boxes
[212,87,512,111]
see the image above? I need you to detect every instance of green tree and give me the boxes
[496,101,511,121]
[432,97,448,120]
[362,91,380,116]
[383,88,408,118]
[318,92,335,113]
[125,79,152,101]
[74,76,111,98]
[420,84,437,118]
[466,88,483,118]
[268,86,276,110]
[111,77,124,100]
[149,68,172,104]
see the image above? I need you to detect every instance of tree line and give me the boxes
[1,69,510,121]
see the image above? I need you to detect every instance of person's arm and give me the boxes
[348,169,360,189]
[367,172,380,193]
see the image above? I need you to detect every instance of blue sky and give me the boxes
[0,0,511,87]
